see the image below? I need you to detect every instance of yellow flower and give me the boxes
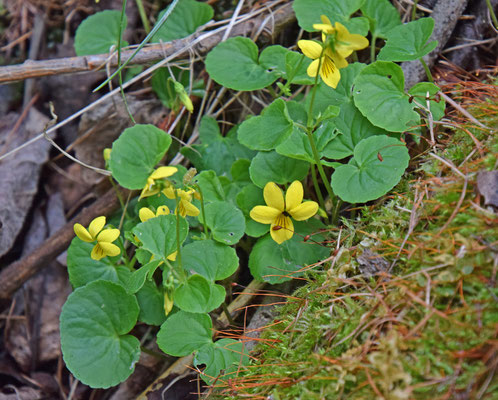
[140,166,178,199]
[164,292,174,316]
[73,216,121,260]
[162,187,200,217]
[250,181,318,244]
[298,16,368,89]
[138,206,177,261]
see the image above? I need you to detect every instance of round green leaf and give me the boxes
[67,238,130,288]
[249,151,309,188]
[132,214,188,260]
[195,339,248,384]
[109,124,172,189]
[377,18,437,62]
[238,99,293,151]
[157,311,213,357]
[136,281,166,326]
[331,135,409,203]
[353,61,420,132]
[205,37,279,91]
[361,0,401,39]
[174,274,225,313]
[60,281,140,388]
[202,202,245,245]
[236,184,268,237]
[182,240,239,281]
[408,82,445,121]
[74,11,128,56]
[151,0,213,42]
[193,170,226,202]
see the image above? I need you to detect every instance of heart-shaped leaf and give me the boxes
[136,281,166,326]
[361,0,401,39]
[60,281,140,388]
[331,135,409,203]
[249,151,309,188]
[174,274,225,313]
[201,202,245,245]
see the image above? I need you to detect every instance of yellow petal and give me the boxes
[139,186,160,200]
[88,216,106,238]
[99,242,121,257]
[270,215,294,244]
[288,201,319,221]
[179,200,200,217]
[313,23,334,34]
[150,166,178,180]
[162,186,176,199]
[164,293,174,316]
[326,48,349,69]
[167,250,177,261]
[335,22,369,52]
[73,223,93,242]
[91,244,106,260]
[250,206,281,224]
[97,228,120,243]
[320,56,341,88]
[285,181,303,211]
[264,182,284,212]
[139,207,155,222]
[297,40,323,60]
[156,205,170,216]
[307,59,320,78]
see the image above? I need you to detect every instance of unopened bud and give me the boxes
[174,81,193,113]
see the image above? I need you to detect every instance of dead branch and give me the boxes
[0,187,130,301]
[0,2,295,83]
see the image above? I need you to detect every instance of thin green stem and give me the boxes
[310,164,326,217]
[267,85,278,99]
[140,346,168,359]
[420,58,433,83]
[485,0,498,29]
[412,0,418,20]
[222,302,236,326]
[370,35,377,63]
[174,193,182,269]
[135,0,151,33]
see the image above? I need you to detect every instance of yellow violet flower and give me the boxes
[162,187,200,217]
[250,181,318,244]
[140,166,178,199]
[298,16,368,88]
[138,206,177,261]
[73,216,121,261]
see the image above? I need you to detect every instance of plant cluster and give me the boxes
[60,0,447,389]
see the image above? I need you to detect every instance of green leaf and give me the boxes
[126,260,162,294]
[353,61,420,132]
[195,339,249,384]
[174,274,225,313]
[249,220,329,284]
[408,82,445,121]
[109,124,172,189]
[377,18,437,62]
[74,11,128,56]
[361,0,401,39]
[193,170,226,202]
[60,281,140,388]
[322,102,389,160]
[231,159,252,185]
[309,63,366,113]
[205,37,279,91]
[249,151,309,188]
[151,0,213,42]
[67,238,130,288]
[202,202,245,245]
[132,215,188,260]
[331,135,409,203]
[182,240,239,281]
[293,0,369,35]
[236,184,269,237]
[182,117,255,177]
[136,281,166,326]
[157,311,212,357]
[238,99,295,151]
[258,45,312,84]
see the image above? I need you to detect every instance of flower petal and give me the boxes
[297,40,323,60]
[150,166,178,180]
[179,200,200,217]
[139,186,160,200]
[91,244,106,260]
[139,207,155,222]
[285,181,304,211]
[326,48,348,69]
[320,56,341,88]
[162,186,175,199]
[167,250,177,261]
[74,223,93,242]
[307,59,320,78]
[97,228,120,243]
[156,205,170,216]
[335,22,369,52]
[264,182,284,211]
[288,201,319,221]
[270,216,294,244]
[88,216,106,238]
[313,23,334,34]
[250,206,281,224]
[99,242,121,257]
